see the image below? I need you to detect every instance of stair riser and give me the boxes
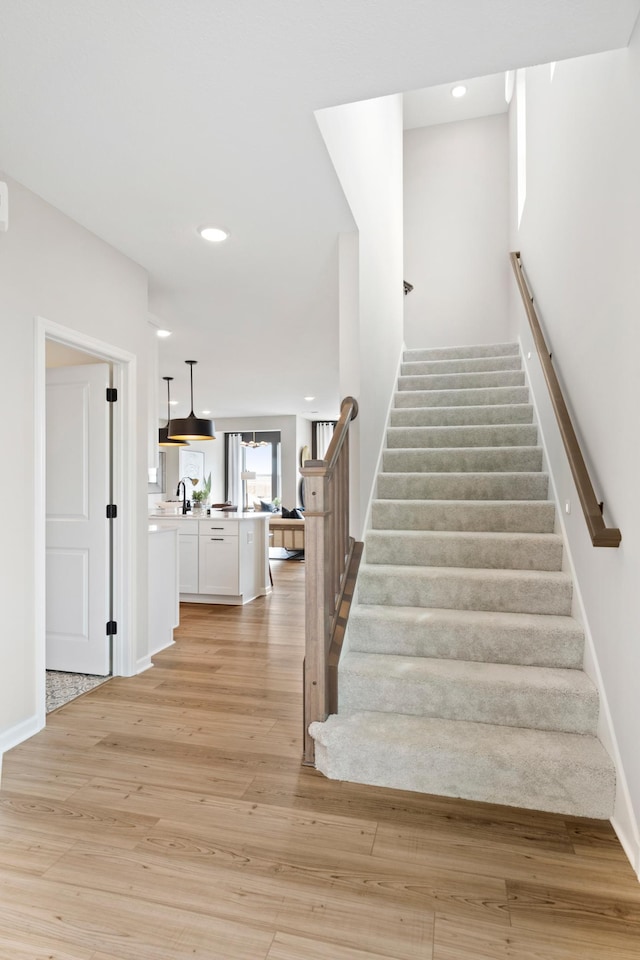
[357,569,572,615]
[365,533,562,570]
[395,386,530,408]
[377,473,549,501]
[339,672,597,736]
[399,371,525,392]
[311,716,614,819]
[390,405,534,427]
[404,343,519,362]
[372,500,556,533]
[387,425,538,448]
[382,447,543,473]
[401,356,522,376]
[347,610,583,667]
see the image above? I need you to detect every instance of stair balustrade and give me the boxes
[300,396,362,764]
[510,252,621,547]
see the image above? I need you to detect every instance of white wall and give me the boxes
[0,172,149,751]
[404,114,510,349]
[316,95,404,538]
[509,32,640,871]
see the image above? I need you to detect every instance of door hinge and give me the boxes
[106,504,118,519]
[106,387,118,402]
[106,620,118,636]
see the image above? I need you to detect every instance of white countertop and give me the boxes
[149,511,272,521]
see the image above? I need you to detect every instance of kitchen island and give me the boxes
[149,511,271,605]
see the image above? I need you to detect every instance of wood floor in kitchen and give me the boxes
[0,560,638,959]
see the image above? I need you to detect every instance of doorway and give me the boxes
[35,317,138,726]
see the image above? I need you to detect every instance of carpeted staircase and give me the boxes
[310,342,616,819]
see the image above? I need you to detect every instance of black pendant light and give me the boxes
[168,360,216,441]
[159,376,190,447]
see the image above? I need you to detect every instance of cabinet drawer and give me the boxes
[199,519,238,537]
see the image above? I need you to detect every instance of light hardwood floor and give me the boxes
[1,560,638,959]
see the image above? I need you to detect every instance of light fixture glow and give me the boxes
[201,410,211,415]
[156,329,172,338]
[451,84,467,98]
[198,226,229,243]
[241,432,268,448]
[304,396,315,402]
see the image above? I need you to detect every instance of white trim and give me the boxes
[519,336,639,876]
[35,317,138,706]
[136,656,154,674]
[0,714,42,755]
[360,341,406,538]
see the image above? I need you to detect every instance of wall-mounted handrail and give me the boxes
[300,396,362,764]
[510,252,621,548]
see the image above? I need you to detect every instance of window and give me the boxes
[224,430,281,503]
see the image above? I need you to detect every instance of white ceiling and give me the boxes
[1,1,639,421]
[403,73,508,130]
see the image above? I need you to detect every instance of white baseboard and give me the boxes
[612,813,640,881]
[135,655,154,674]
[0,714,43,776]
[148,638,175,657]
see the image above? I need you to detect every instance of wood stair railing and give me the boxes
[510,252,621,547]
[300,396,363,764]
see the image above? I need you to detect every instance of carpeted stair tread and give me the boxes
[309,338,614,820]
[310,712,615,819]
[390,403,535,427]
[401,355,522,376]
[365,529,563,570]
[338,651,598,735]
[377,471,549,501]
[383,446,543,473]
[357,563,572,615]
[372,499,556,533]
[387,423,538,449]
[398,370,525,392]
[404,342,520,362]
[395,386,530,407]
[347,605,584,667]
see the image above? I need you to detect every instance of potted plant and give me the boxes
[192,472,211,512]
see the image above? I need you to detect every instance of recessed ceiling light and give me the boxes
[198,226,229,243]
[201,410,211,415]
[451,84,467,98]
[156,329,172,338]
[304,396,315,402]
[169,400,179,406]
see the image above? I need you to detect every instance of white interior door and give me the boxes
[46,363,111,674]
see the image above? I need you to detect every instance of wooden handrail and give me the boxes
[300,396,362,764]
[510,252,621,548]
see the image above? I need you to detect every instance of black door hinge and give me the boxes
[106,620,118,636]
[106,387,118,402]
[106,504,118,519]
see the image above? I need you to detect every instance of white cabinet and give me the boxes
[148,526,179,656]
[199,533,239,595]
[178,530,199,593]
[149,515,269,604]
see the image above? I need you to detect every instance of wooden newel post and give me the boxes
[301,464,330,763]
[300,397,360,766]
